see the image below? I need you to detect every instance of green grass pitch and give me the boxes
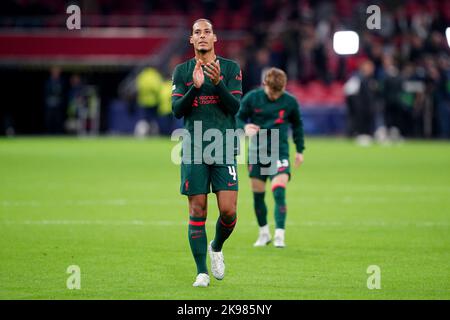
[0,137,449,299]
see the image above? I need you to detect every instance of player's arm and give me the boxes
[236,92,251,129]
[171,64,200,119]
[288,99,305,167]
[236,92,260,136]
[205,60,242,115]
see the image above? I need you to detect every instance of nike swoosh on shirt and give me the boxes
[227,182,237,187]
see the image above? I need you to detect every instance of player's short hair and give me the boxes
[264,67,287,92]
[192,18,214,34]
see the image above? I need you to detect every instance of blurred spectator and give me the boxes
[401,63,426,137]
[158,79,176,136]
[44,66,64,134]
[397,63,416,136]
[344,70,360,137]
[135,67,163,136]
[66,74,84,133]
[246,48,271,89]
[65,74,99,135]
[408,33,426,64]
[344,60,377,145]
[436,54,450,138]
[379,55,404,141]
[157,56,184,135]
[298,23,330,84]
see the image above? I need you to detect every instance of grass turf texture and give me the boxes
[0,137,449,299]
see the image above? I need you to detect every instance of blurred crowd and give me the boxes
[43,67,101,135]
[219,0,450,140]
[42,65,178,136]
[2,0,450,139]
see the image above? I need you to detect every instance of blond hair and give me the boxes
[264,68,287,92]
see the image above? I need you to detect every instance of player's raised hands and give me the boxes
[193,59,205,88]
[204,60,221,85]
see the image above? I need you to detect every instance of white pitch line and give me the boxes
[0,199,185,207]
[1,220,449,228]
[303,184,450,193]
[1,194,449,208]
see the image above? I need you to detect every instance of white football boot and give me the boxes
[192,273,210,287]
[208,241,225,280]
[274,228,286,248]
[254,225,271,247]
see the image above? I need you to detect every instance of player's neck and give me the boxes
[264,88,283,101]
[195,50,217,65]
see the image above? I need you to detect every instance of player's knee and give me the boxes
[189,203,207,218]
[219,206,236,219]
[272,185,286,202]
[190,209,207,219]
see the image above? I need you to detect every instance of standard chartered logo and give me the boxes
[171,121,280,175]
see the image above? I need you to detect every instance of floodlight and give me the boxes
[446,27,450,48]
[333,31,359,55]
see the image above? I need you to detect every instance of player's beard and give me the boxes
[197,48,211,54]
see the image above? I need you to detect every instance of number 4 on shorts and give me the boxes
[228,166,237,181]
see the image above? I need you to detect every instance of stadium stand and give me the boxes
[0,0,449,138]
